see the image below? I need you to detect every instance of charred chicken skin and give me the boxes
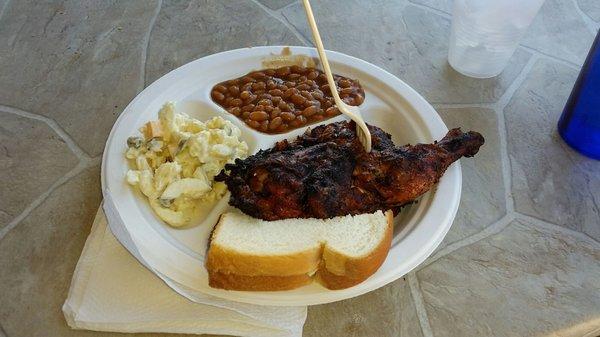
[216,121,484,220]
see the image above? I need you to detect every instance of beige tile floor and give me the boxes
[1,1,599,336]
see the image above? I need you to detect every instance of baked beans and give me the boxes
[211,66,365,133]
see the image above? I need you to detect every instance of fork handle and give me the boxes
[301,0,372,152]
[301,0,345,109]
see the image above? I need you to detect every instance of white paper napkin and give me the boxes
[63,206,307,337]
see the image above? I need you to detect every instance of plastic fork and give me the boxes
[301,0,372,152]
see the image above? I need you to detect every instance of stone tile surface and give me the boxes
[0,0,8,15]
[410,0,452,13]
[418,220,600,337]
[577,0,600,22]
[0,165,196,337]
[258,0,296,10]
[282,3,532,104]
[0,166,102,336]
[145,0,303,84]
[505,58,600,241]
[436,107,505,247]
[0,111,78,231]
[522,0,595,65]
[0,0,159,156]
[304,277,423,337]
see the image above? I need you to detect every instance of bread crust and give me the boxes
[206,210,393,291]
[208,271,313,291]
[206,244,322,276]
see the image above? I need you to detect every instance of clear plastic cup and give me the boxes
[448,0,545,78]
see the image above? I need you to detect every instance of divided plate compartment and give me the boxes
[101,46,460,306]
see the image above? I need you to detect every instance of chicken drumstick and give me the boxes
[216,121,484,220]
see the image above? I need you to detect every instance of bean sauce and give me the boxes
[210,66,365,133]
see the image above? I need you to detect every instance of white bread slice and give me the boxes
[206,210,393,291]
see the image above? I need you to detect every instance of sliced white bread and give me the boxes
[206,210,393,291]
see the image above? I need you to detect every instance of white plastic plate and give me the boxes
[101,46,460,306]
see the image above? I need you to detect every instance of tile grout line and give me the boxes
[280,13,313,47]
[519,45,582,70]
[408,273,434,337]
[407,0,451,19]
[0,159,96,241]
[495,51,539,109]
[249,0,312,47]
[495,103,515,213]
[493,53,539,214]
[517,212,600,247]
[140,0,163,90]
[434,103,494,109]
[0,104,92,161]
[569,0,600,35]
[276,0,300,12]
[415,213,516,272]
[281,12,315,47]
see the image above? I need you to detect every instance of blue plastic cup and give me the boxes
[558,30,600,160]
